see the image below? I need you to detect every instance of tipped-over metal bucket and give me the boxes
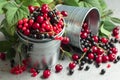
[56,5,100,50]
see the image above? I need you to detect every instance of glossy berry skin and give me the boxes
[69,62,76,70]
[92,36,98,42]
[41,4,49,13]
[32,22,40,29]
[30,68,36,73]
[36,16,44,23]
[97,48,104,55]
[28,5,35,13]
[72,54,79,61]
[23,18,28,23]
[18,20,23,25]
[24,29,30,36]
[91,46,98,53]
[31,72,38,77]
[101,37,108,43]
[61,11,68,17]
[80,32,88,39]
[62,37,70,44]
[18,25,23,29]
[102,55,109,63]
[43,69,51,78]
[112,27,119,36]
[96,56,102,64]
[110,47,118,54]
[83,48,87,52]
[82,22,88,29]
[55,64,63,72]
[88,53,94,60]
[109,53,116,61]
[28,19,34,26]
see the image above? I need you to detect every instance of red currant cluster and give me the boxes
[55,36,70,44]
[29,68,38,77]
[17,4,68,40]
[10,65,26,75]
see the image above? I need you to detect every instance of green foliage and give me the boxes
[64,0,79,6]
[40,0,53,4]
[0,0,7,14]
[110,17,120,24]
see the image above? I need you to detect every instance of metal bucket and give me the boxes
[56,5,100,49]
[17,26,65,69]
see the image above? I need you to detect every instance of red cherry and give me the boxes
[69,62,76,70]
[102,55,109,63]
[41,5,49,13]
[109,53,116,61]
[101,37,108,43]
[97,48,104,55]
[36,16,44,23]
[72,54,79,61]
[83,47,87,52]
[30,68,36,73]
[22,26,27,31]
[24,29,30,36]
[91,46,98,53]
[23,18,28,23]
[32,22,40,29]
[42,4,48,8]
[45,25,51,31]
[80,32,88,39]
[110,47,118,54]
[31,72,38,77]
[96,56,102,63]
[55,64,63,72]
[43,69,51,78]
[112,27,119,36]
[18,20,23,25]
[28,5,35,13]
[23,23,29,28]
[92,35,98,42]
[61,11,68,17]
[88,53,94,60]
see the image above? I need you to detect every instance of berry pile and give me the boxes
[17,4,67,40]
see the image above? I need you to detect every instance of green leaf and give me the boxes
[3,1,29,26]
[22,0,40,7]
[78,1,85,7]
[40,0,53,4]
[103,20,115,31]
[98,0,107,10]
[0,41,12,52]
[0,0,8,14]
[6,48,16,60]
[110,17,120,24]
[64,0,79,6]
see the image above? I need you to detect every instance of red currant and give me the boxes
[102,55,109,63]
[112,27,119,36]
[28,5,35,13]
[55,64,63,72]
[36,16,44,23]
[62,37,70,44]
[92,35,98,42]
[43,69,51,78]
[101,37,108,43]
[80,32,88,39]
[18,25,23,29]
[82,22,88,29]
[23,18,28,23]
[18,20,23,25]
[30,68,36,73]
[109,53,116,61]
[31,72,38,77]
[72,54,79,61]
[32,22,40,29]
[110,47,118,54]
[96,55,102,63]
[88,53,94,60]
[61,11,68,17]
[69,62,76,70]
[83,47,87,52]
[91,46,98,53]
[23,23,29,28]
[28,19,34,26]
[97,48,104,55]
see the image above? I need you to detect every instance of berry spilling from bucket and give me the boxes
[17,4,68,40]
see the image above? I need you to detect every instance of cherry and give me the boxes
[109,53,116,61]
[80,32,88,39]
[96,55,102,64]
[61,11,68,17]
[92,35,98,42]
[22,26,27,31]
[55,64,63,72]
[36,16,44,23]
[88,53,94,60]
[102,55,109,63]
[18,20,23,25]
[43,69,51,78]
[23,23,29,28]
[72,54,79,61]
[69,62,76,70]
[41,5,49,13]
[91,46,98,53]
[45,25,51,31]
[28,5,35,13]
[101,37,108,43]
[83,47,87,52]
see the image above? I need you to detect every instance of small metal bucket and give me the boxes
[56,5,100,49]
[17,26,65,69]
